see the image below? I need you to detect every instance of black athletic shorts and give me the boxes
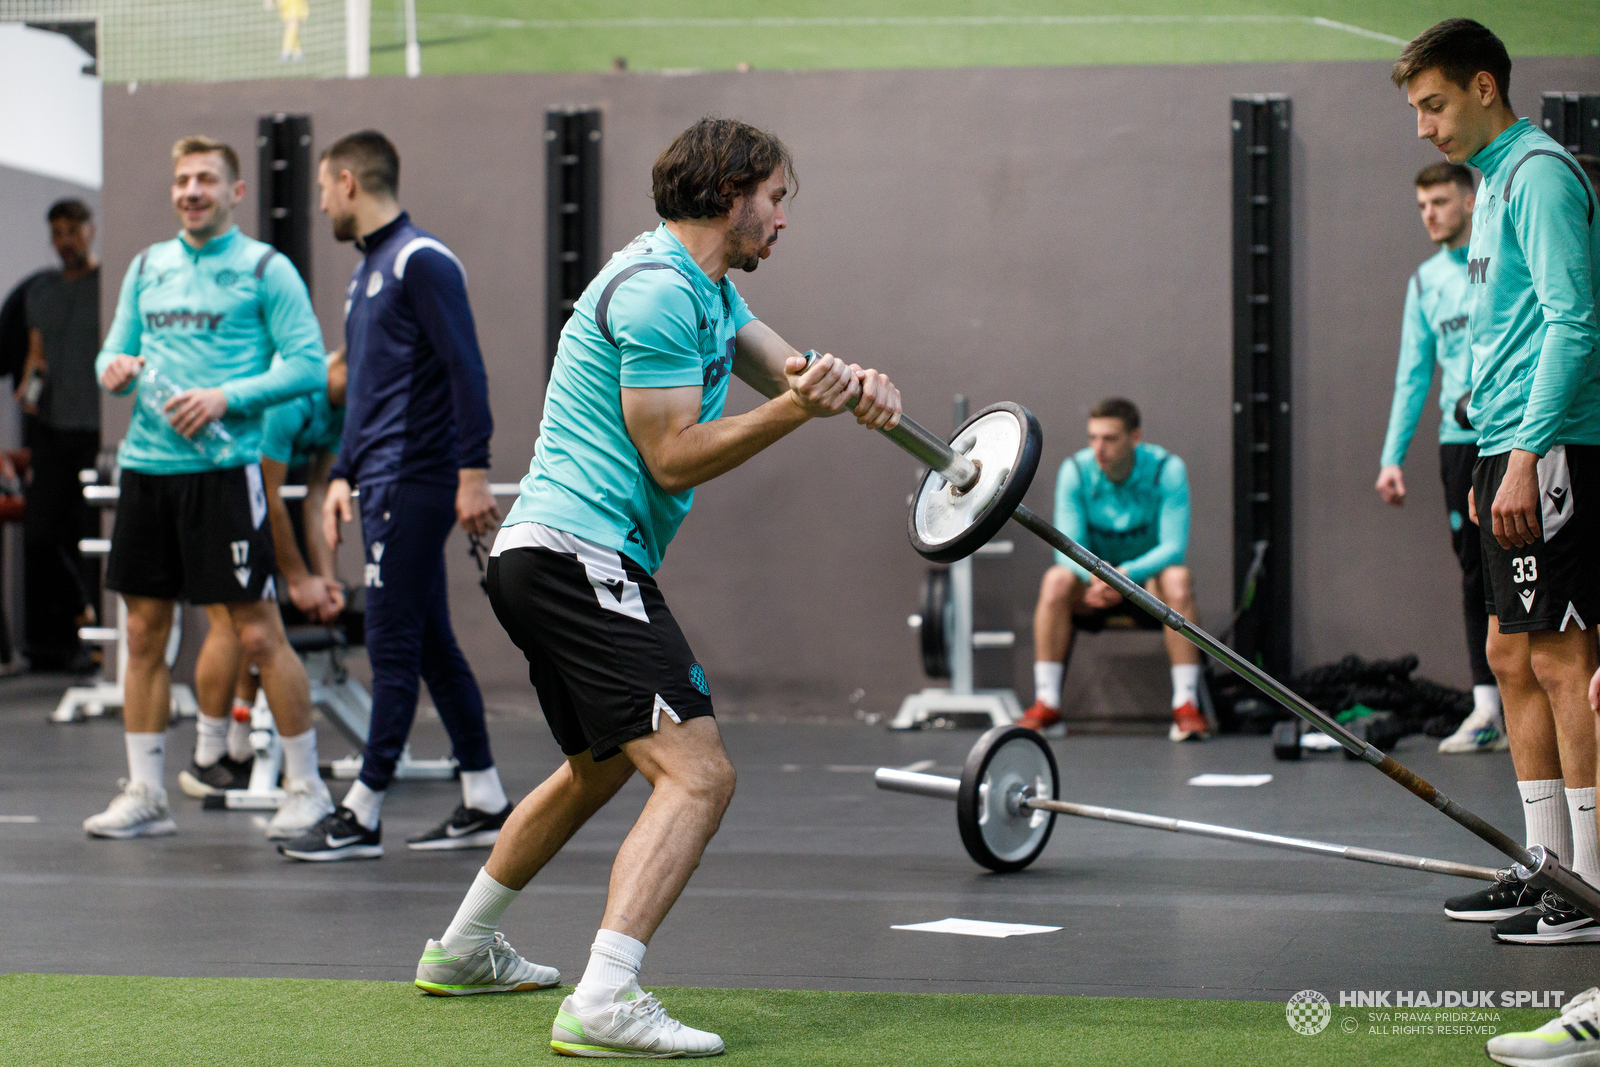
[106,465,277,605]
[486,523,714,762]
[1473,445,1600,634]
[1072,599,1163,633]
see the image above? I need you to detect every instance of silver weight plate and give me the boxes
[911,410,1023,551]
[976,733,1056,864]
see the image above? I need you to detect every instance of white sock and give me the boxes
[125,732,166,789]
[572,929,647,1009]
[1033,661,1064,710]
[439,867,520,956]
[194,713,228,766]
[227,700,254,761]
[279,728,319,785]
[1519,778,1572,863]
[342,780,385,829]
[1472,685,1503,720]
[461,767,508,813]
[1170,664,1201,710]
[1566,788,1600,885]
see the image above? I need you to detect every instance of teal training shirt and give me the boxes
[1052,443,1190,585]
[1379,244,1477,468]
[96,227,326,474]
[1464,119,1600,457]
[260,390,344,469]
[503,224,756,573]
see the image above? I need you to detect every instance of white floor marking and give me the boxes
[899,759,937,773]
[421,13,1407,45]
[826,764,877,773]
[0,815,39,823]
[893,918,1062,938]
[781,764,801,772]
[1188,773,1273,787]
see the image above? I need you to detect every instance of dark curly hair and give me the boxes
[651,118,795,221]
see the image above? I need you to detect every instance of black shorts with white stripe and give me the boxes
[1474,444,1600,635]
[486,522,714,761]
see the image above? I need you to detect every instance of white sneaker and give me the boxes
[551,991,725,1058]
[265,776,334,840]
[1439,706,1510,753]
[84,779,177,839]
[1488,986,1600,1065]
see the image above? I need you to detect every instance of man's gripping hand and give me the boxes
[1375,465,1406,506]
[457,468,500,536]
[323,478,353,550]
[288,574,345,623]
[1083,575,1124,610]
[99,354,145,394]
[164,388,228,438]
[1490,449,1542,549]
[782,353,903,429]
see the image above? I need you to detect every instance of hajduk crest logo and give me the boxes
[1286,990,1332,1035]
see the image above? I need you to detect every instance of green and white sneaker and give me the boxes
[1488,986,1600,1066]
[414,934,560,996]
[1438,706,1510,753]
[551,991,724,1058]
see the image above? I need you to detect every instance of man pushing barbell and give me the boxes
[412,117,901,1058]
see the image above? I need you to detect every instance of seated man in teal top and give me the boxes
[1375,161,1507,755]
[179,348,349,800]
[1018,397,1203,741]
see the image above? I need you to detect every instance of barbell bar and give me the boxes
[803,351,1600,917]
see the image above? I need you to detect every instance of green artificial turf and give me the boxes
[0,973,1557,1065]
[364,0,1597,77]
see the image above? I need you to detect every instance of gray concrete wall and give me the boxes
[98,57,1600,719]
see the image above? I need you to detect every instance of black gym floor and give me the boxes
[3,671,1594,999]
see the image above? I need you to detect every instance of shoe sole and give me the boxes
[1444,906,1532,922]
[278,844,384,861]
[551,1039,722,1058]
[85,817,177,839]
[1492,929,1600,945]
[177,771,223,799]
[1438,742,1510,754]
[408,829,501,850]
[415,976,558,996]
[1167,725,1210,742]
[1488,1049,1598,1067]
[264,810,336,840]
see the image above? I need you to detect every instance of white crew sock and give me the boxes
[572,929,647,1009]
[1033,662,1064,710]
[439,867,520,956]
[1472,685,1503,720]
[342,780,385,829]
[194,713,228,766]
[1519,778,1573,863]
[279,728,319,785]
[1566,788,1600,885]
[461,767,508,813]
[125,732,166,789]
[227,700,254,762]
[1170,664,1201,710]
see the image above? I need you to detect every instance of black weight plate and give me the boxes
[920,567,951,679]
[957,724,1059,873]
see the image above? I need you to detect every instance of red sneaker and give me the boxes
[1168,701,1210,742]
[1016,700,1063,733]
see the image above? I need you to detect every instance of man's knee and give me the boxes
[1528,632,1595,694]
[1486,629,1530,682]
[229,606,287,662]
[1156,566,1194,605]
[124,601,173,660]
[1038,566,1080,609]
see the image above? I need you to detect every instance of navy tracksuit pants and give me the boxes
[357,479,493,791]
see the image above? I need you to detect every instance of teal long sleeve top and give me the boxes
[1052,443,1190,585]
[1379,244,1477,468]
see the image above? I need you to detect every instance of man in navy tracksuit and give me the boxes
[280,130,508,862]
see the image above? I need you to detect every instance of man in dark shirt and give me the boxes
[16,199,101,671]
[279,129,506,862]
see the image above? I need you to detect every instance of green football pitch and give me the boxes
[0,973,1556,1065]
[363,1,1597,77]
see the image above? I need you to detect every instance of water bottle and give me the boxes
[136,363,243,466]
